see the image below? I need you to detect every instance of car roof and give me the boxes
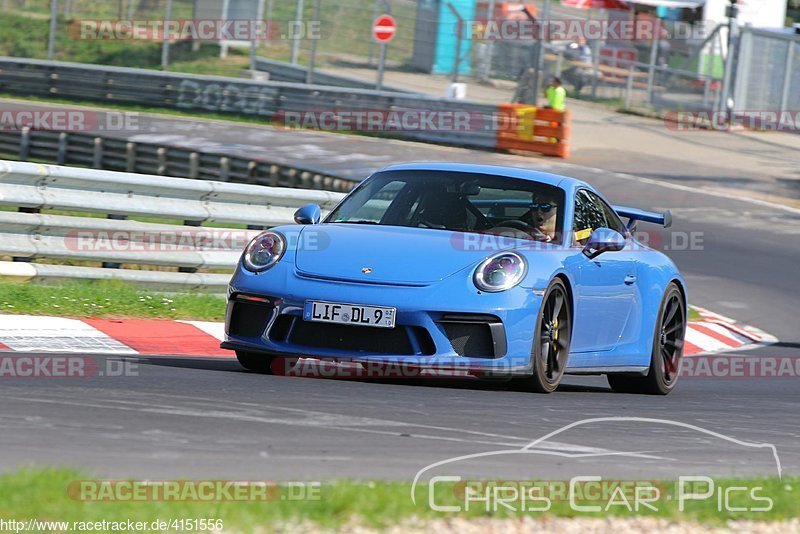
[376,162,589,191]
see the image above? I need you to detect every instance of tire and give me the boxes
[518,278,572,393]
[235,350,275,374]
[607,283,686,395]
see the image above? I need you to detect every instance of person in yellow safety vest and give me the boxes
[544,77,566,112]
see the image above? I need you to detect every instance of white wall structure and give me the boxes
[703,0,787,28]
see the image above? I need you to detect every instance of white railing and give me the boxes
[0,160,347,292]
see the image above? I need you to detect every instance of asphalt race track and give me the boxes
[0,349,796,480]
[1,102,799,482]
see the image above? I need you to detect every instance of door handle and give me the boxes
[624,274,637,285]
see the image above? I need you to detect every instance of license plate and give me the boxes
[303,301,396,328]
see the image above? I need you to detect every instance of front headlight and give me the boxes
[473,252,527,292]
[242,231,286,272]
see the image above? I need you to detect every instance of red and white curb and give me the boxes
[685,307,777,356]
[0,309,776,357]
[0,315,228,356]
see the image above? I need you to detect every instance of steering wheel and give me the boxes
[491,219,550,241]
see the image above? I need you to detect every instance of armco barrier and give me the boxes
[0,160,346,291]
[0,128,357,193]
[255,57,411,93]
[0,57,499,151]
[0,58,577,159]
[496,104,571,158]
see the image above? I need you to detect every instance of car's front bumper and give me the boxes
[223,261,543,375]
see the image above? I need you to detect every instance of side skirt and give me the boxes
[566,366,649,376]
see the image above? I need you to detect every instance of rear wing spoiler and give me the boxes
[612,206,672,229]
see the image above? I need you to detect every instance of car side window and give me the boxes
[573,189,607,245]
[597,196,628,235]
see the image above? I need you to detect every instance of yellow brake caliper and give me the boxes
[553,318,559,352]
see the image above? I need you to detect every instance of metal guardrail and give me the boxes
[0,57,499,150]
[254,57,412,94]
[0,160,347,292]
[0,128,357,193]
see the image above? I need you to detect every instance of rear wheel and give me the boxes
[235,350,275,374]
[607,283,685,395]
[519,278,572,393]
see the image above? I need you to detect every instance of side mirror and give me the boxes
[294,203,321,225]
[582,228,625,259]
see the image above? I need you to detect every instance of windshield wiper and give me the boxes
[337,220,381,225]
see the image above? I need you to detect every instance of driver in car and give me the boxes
[522,195,558,242]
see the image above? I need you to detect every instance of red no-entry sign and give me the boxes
[372,14,397,43]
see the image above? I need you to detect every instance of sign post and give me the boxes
[48,0,58,60]
[372,14,396,91]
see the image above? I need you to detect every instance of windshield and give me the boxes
[326,170,566,242]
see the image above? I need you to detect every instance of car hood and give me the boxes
[294,224,519,285]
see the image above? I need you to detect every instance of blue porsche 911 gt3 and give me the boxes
[222,163,687,394]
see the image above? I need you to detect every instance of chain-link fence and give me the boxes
[0,0,421,69]
[260,0,420,69]
[479,9,725,114]
[0,0,795,120]
[506,42,721,113]
[734,27,800,121]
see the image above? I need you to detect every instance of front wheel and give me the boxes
[236,350,275,374]
[518,278,572,393]
[608,283,686,395]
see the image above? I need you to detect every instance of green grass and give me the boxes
[0,276,706,325]
[0,468,797,531]
[0,0,419,74]
[0,280,225,321]
[0,275,705,325]
[0,11,250,76]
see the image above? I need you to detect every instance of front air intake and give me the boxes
[437,314,506,358]
[227,295,275,338]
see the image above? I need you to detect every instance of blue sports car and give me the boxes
[222,163,687,394]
